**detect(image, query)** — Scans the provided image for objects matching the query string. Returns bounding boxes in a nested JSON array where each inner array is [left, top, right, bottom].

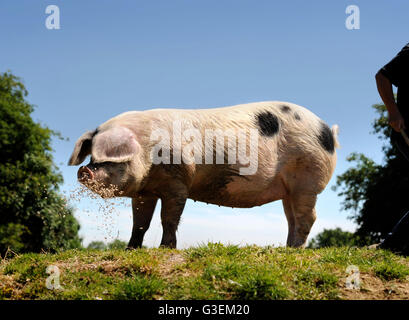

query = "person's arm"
[[375, 71, 405, 132]]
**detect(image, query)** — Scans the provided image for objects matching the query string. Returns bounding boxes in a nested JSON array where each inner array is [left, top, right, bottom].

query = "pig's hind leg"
[[282, 198, 296, 246], [286, 192, 317, 248], [128, 195, 158, 249]]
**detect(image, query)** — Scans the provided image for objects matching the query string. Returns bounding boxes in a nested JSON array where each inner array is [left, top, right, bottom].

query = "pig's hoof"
[[159, 244, 176, 249]]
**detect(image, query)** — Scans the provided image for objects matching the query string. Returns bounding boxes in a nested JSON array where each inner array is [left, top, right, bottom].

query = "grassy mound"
[[1, 243, 409, 300]]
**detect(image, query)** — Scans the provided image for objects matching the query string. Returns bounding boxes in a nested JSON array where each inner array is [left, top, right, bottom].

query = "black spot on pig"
[[294, 113, 301, 121], [256, 111, 280, 136], [280, 105, 291, 113], [317, 122, 335, 153]]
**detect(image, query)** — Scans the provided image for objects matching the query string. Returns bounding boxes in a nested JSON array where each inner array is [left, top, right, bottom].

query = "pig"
[[68, 101, 339, 249]]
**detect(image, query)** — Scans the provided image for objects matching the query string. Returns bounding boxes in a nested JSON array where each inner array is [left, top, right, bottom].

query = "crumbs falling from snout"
[[65, 182, 130, 242], [317, 121, 335, 153], [256, 111, 280, 137]]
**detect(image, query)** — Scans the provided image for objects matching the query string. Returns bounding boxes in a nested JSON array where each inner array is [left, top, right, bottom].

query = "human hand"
[[389, 112, 406, 132]]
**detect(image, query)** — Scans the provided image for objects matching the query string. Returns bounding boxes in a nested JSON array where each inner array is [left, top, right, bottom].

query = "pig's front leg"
[[160, 190, 188, 249], [128, 195, 158, 249]]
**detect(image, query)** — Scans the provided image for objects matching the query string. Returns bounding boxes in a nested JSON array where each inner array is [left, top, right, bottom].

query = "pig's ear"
[[92, 127, 139, 163], [68, 131, 94, 166]]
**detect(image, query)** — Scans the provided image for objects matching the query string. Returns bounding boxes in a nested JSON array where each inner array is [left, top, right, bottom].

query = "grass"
[[1, 243, 409, 300]]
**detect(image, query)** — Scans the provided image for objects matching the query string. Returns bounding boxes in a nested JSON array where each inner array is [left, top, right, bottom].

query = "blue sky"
[[1, 1, 408, 247]]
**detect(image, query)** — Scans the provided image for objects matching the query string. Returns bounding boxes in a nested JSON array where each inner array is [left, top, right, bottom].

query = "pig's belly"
[[188, 175, 286, 208]]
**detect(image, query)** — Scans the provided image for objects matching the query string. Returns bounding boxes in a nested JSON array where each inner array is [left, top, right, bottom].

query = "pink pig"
[[69, 101, 339, 249]]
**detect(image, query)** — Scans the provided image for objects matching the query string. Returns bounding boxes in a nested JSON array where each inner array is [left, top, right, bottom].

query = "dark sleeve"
[[378, 44, 409, 87]]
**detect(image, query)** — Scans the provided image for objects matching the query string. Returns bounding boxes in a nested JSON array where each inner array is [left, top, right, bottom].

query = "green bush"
[[0, 72, 81, 254]]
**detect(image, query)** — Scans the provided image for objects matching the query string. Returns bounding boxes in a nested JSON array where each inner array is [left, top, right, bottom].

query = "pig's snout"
[[78, 166, 94, 182]]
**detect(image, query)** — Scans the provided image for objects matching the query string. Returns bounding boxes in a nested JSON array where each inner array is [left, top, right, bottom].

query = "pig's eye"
[[93, 161, 116, 168]]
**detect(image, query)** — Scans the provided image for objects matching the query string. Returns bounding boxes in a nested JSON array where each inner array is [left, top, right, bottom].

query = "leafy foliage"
[[107, 239, 127, 250], [87, 240, 127, 250], [0, 72, 81, 254], [334, 103, 409, 243], [307, 228, 361, 248], [87, 241, 107, 250]]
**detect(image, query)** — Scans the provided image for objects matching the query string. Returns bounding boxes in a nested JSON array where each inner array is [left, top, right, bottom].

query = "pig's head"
[[68, 126, 145, 198]]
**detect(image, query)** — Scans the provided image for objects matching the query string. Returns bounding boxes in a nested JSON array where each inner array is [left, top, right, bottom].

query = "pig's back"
[[142, 101, 323, 136]]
